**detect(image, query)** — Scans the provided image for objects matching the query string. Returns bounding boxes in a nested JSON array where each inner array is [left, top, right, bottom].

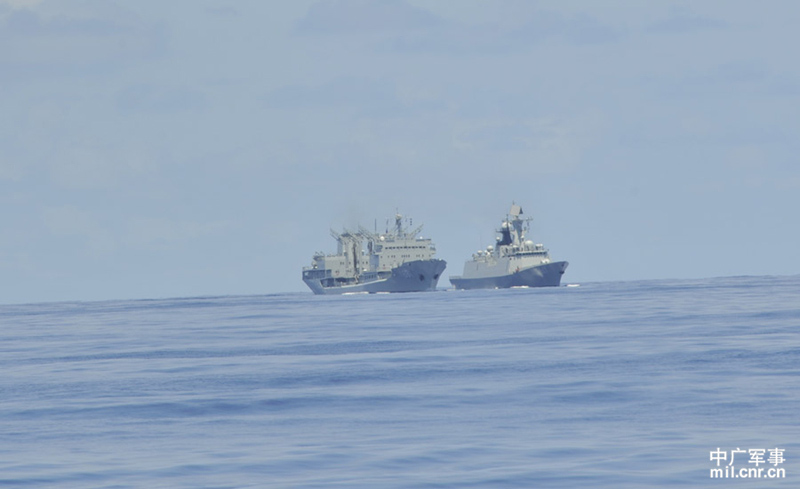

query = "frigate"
[[449, 204, 568, 290], [302, 214, 447, 295]]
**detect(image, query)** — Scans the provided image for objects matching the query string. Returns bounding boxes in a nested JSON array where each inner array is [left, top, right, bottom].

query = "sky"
[[2, 0, 799, 304]]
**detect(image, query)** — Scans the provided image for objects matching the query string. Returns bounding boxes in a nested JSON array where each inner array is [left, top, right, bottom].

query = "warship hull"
[[450, 261, 568, 290], [303, 259, 447, 295]]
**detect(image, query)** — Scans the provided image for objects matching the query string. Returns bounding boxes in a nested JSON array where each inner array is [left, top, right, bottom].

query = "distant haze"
[[2, 0, 799, 303]]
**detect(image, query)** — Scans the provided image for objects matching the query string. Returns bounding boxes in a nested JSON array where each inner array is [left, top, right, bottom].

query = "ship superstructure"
[[449, 204, 568, 290], [302, 214, 446, 294]]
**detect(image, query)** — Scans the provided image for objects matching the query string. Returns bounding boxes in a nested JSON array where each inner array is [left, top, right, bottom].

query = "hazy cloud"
[[125, 217, 230, 251], [206, 5, 239, 18], [47, 143, 156, 190], [263, 77, 446, 117], [295, 0, 443, 35], [41, 205, 116, 256], [0, 3, 166, 81], [295, 0, 620, 53], [0, 158, 24, 181], [265, 78, 397, 110], [116, 84, 208, 115], [510, 11, 621, 46], [39, 205, 230, 259], [648, 60, 772, 102], [0, 0, 42, 9], [452, 115, 600, 176], [649, 7, 726, 34]]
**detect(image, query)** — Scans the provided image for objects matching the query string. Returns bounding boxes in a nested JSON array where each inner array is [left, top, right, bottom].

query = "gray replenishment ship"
[[302, 214, 447, 295], [449, 204, 568, 290]]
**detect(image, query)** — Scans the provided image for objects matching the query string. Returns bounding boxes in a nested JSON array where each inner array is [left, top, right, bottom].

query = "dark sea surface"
[[2, 275, 799, 488]]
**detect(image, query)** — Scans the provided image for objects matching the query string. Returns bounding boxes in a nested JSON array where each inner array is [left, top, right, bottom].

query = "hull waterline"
[[305, 259, 446, 295], [450, 260, 567, 290]]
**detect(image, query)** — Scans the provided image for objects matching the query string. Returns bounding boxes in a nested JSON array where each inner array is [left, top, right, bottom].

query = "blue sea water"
[[1, 275, 799, 488]]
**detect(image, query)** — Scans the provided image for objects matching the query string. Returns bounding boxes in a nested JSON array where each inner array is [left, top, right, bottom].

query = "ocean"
[[1, 275, 798, 488]]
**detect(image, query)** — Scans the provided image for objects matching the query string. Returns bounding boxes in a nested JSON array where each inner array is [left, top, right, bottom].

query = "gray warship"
[[449, 204, 568, 290], [302, 214, 447, 295]]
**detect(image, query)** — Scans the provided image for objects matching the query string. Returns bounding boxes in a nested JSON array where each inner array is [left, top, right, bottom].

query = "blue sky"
[[2, 0, 799, 303]]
